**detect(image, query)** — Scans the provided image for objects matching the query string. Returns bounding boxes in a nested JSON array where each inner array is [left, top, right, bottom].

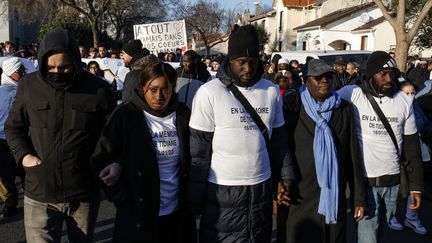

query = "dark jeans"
[[24, 196, 100, 243], [0, 139, 18, 208]]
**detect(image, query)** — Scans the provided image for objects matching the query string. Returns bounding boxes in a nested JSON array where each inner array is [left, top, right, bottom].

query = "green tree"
[[253, 22, 270, 51], [373, 0, 432, 70], [38, 14, 93, 45]]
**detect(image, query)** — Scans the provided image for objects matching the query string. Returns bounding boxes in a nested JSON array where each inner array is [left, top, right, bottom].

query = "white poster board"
[[133, 20, 187, 54]]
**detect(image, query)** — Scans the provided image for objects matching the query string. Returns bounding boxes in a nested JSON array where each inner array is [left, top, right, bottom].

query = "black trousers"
[[0, 139, 18, 208], [157, 211, 181, 243]]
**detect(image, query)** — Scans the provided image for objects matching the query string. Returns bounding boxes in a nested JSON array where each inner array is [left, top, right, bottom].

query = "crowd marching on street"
[[1, 24, 432, 243]]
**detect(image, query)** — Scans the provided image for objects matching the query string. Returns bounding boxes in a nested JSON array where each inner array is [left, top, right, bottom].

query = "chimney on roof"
[[254, 2, 260, 16]]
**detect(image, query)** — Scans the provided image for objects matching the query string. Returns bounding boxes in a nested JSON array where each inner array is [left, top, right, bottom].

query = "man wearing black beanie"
[[187, 24, 292, 243], [338, 51, 423, 243], [120, 39, 150, 102]]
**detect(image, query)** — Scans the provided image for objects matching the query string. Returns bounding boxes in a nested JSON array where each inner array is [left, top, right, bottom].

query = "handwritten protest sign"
[[133, 20, 187, 54]]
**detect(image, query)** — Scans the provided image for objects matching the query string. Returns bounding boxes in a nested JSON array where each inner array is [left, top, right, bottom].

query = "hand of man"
[[353, 206, 366, 222], [276, 181, 291, 206], [409, 192, 422, 210], [99, 163, 122, 186], [22, 154, 42, 167]]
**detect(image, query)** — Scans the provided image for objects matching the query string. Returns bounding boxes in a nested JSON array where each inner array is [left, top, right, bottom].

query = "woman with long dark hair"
[[91, 61, 196, 243]]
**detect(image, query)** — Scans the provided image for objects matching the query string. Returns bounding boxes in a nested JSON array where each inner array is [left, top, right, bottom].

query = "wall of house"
[[321, 0, 367, 15], [296, 29, 322, 50], [257, 16, 278, 53], [373, 21, 396, 51], [328, 7, 381, 31], [274, 0, 320, 52]]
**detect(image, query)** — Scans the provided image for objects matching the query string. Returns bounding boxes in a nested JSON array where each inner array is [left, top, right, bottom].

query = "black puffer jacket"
[[5, 28, 116, 203]]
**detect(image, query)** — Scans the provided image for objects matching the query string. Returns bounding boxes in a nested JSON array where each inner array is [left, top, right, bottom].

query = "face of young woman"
[[142, 76, 173, 111]]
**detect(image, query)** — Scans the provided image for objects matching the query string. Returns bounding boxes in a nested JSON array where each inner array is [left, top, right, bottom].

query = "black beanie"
[[123, 40, 143, 57], [228, 25, 260, 60], [365, 51, 398, 78]]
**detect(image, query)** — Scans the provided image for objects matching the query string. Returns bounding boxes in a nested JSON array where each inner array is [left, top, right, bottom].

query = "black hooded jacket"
[[5, 28, 116, 203]]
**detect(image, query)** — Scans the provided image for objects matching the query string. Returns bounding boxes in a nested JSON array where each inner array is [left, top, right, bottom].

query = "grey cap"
[[307, 59, 334, 77]]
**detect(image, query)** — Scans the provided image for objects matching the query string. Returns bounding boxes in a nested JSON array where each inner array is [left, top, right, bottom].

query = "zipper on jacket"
[[59, 90, 66, 202], [247, 185, 252, 242]]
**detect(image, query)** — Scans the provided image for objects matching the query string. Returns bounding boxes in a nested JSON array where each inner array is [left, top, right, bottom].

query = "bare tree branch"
[[372, 0, 396, 29], [407, 0, 432, 41]]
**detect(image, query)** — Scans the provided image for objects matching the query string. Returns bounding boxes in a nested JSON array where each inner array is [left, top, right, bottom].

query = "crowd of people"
[[0, 24, 431, 243]]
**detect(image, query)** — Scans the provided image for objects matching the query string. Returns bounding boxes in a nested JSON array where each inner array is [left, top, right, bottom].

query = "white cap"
[[278, 58, 289, 65], [2, 57, 22, 76]]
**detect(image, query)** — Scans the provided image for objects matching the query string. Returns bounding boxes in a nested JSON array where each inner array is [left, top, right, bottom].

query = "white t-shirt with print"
[[338, 85, 417, 178], [144, 111, 180, 216], [189, 78, 285, 186]]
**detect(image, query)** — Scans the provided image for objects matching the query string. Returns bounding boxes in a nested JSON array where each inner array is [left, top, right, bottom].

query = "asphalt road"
[[1, 190, 432, 243]]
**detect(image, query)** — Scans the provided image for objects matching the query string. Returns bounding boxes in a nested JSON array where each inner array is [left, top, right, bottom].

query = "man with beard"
[[277, 59, 366, 243], [338, 51, 423, 243], [175, 50, 210, 109], [186, 24, 291, 242], [121, 39, 150, 102]]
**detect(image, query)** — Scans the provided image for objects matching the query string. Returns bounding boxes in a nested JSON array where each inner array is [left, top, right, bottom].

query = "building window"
[[279, 11, 283, 32], [302, 41, 307, 50], [278, 41, 283, 52], [361, 36, 368, 50]]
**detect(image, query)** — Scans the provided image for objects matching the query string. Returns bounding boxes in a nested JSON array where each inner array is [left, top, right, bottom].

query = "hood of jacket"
[[216, 56, 264, 87], [37, 28, 82, 82]]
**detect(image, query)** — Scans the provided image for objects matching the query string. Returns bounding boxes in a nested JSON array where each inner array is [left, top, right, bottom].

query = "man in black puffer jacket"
[[5, 28, 115, 243], [187, 24, 294, 243]]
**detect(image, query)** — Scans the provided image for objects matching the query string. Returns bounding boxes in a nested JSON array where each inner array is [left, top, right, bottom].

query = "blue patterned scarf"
[[300, 85, 341, 224]]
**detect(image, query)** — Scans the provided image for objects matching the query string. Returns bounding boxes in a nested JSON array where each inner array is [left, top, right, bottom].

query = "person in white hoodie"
[[0, 57, 25, 218]]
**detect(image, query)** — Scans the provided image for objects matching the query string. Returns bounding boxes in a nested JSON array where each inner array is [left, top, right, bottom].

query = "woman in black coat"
[[91, 61, 196, 243]]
